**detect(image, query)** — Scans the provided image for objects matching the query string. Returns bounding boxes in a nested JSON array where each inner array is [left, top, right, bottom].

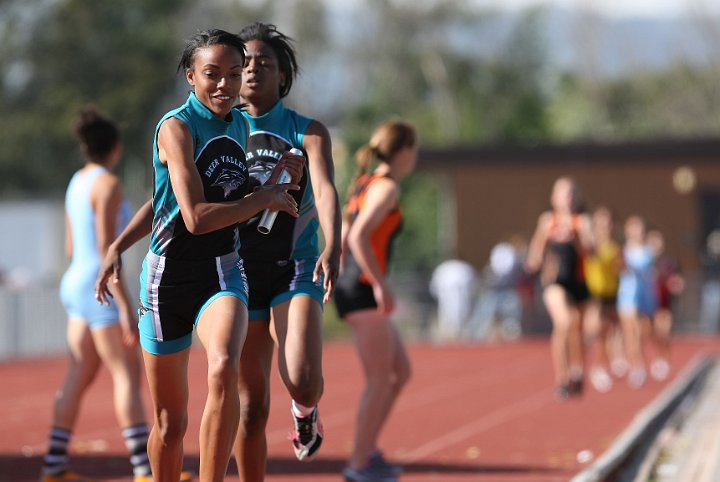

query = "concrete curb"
[[571, 354, 716, 482]]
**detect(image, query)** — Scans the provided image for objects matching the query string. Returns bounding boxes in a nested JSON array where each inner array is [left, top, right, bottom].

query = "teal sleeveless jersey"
[[238, 101, 318, 261], [150, 92, 250, 260]]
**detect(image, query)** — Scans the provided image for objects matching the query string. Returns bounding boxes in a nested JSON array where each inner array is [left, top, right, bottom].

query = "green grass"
[[322, 300, 352, 340]]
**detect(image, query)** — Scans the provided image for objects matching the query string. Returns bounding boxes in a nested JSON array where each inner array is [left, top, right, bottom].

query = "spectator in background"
[[429, 257, 479, 341], [647, 228, 684, 381], [526, 176, 594, 401], [469, 238, 525, 342], [700, 230, 720, 333]]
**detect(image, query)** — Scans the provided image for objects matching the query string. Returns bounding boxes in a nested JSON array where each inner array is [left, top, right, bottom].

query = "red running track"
[[2, 335, 720, 482]]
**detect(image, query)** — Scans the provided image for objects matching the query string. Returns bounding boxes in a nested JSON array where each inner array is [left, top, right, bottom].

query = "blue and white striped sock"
[[123, 424, 151, 476], [42, 427, 72, 476]]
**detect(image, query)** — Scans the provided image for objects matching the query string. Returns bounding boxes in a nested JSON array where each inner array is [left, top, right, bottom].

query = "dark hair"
[[177, 29, 246, 73], [238, 22, 298, 98], [74, 105, 119, 163]]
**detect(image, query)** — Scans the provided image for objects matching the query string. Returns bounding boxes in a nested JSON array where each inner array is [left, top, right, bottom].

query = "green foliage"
[[547, 73, 607, 140], [322, 300, 351, 340], [335, 5, 555, 270], [392, 172, 442, 271], [547, 64, 720, 142], [0, 0, 190, 195]]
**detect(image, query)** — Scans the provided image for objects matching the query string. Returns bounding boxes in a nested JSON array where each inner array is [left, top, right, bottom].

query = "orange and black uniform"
[[335, 174, 402, 317], [542, 213, 590, 303]]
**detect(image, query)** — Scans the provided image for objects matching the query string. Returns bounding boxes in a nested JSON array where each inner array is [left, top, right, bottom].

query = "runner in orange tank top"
[[343, 173, 403, 287], [526, 176, 594, 401], [334, 121, 417, 482]]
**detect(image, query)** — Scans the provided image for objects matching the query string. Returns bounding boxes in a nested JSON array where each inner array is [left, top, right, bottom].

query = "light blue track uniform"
[[139, 92, 250, 355], [617, 245, 658, 316], [60, 166, 131, 329], [237, 101, 324, 321]]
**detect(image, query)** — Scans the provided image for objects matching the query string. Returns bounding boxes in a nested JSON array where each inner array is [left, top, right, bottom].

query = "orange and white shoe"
[[41, 471, 94, 482], [133, 471, 193, 482]]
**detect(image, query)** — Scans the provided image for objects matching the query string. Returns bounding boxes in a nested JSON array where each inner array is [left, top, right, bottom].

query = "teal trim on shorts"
[[194, 289, 249, 325], [140, 331, 193, 355], [138, 290, 247, 356], [271, 290, 323, 309], [249, 290, 324, 322]]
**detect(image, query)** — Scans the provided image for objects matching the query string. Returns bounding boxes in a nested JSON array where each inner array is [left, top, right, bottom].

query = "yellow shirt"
[[584, 240, 621, 299]]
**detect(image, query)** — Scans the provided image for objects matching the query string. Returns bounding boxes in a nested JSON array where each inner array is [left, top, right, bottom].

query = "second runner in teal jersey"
[[232, 23, 342, 481]]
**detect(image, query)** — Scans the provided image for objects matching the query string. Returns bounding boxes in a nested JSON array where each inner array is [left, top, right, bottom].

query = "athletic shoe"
[[368, 450, 403, 476], [628, 367, 647, 389], [343, 465, 397, 482], [611, 357, 629, 378], [650, 359, 670, 381], [133, 471, 194, 482], [568, 376, 584, 397], [590, 367, 613, 393], [41, 471, 94, 482], [554, 384, 570, 401], [290, 406, 324, 461]]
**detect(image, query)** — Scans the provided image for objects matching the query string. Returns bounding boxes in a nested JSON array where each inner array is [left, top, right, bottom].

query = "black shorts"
[[594, 295, 618, 307], [139, 250, 248, 355], [244, 257, 324, 321], [334, 278, 376, 318], [557, 279, 590, 304]]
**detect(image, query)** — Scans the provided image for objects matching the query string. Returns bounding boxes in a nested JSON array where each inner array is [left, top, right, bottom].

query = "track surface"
[[3, 336, 720, 482]]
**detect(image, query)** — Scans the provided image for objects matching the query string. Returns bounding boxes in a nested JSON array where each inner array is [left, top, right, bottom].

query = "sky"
[[472, 0, 718, 19], [328, 0, 720, 20]]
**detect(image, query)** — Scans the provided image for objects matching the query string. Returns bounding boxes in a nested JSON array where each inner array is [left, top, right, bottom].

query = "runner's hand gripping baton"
[[257, 148, 303, 234]]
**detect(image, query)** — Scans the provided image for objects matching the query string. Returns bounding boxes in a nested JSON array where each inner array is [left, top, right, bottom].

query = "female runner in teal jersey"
[[95, 29, 299, 482], [231, 23, 342, 481]]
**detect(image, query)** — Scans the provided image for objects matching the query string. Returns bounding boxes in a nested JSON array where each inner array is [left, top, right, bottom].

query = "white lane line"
[[265, 363, 547, 447], [400, 390, 552, 463]]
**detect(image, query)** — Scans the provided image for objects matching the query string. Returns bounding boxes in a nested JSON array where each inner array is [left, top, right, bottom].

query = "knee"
[[552, 319, 571, 336], [207, 354, 240, 395], [394, 362, 412, 392], [154, 408, 188, 446], [239, 394, 270, 435], [289, 375, 323, 407], [72, 361, 101, 391]]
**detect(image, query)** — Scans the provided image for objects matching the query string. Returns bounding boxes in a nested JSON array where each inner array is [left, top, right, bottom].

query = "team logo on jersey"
[[212, 168, 247, 198], [196, 136, 249, 202], [248, 159, 277, 186]]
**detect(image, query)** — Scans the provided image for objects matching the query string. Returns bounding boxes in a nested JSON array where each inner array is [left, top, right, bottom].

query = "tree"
[[0, 0, 191, 196]]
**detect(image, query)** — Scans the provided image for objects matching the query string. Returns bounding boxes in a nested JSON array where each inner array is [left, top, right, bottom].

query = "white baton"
[[257, 148, 303, 234]]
